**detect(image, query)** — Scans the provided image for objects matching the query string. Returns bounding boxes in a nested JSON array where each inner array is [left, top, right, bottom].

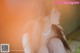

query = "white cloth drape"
[[22, 9, 67, 53]]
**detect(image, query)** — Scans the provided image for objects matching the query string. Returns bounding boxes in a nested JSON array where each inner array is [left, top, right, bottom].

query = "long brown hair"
[[51, 24, 71, 52]]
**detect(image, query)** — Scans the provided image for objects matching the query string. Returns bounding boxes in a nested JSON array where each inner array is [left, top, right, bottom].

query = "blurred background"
[[0, 0, 80, 53]]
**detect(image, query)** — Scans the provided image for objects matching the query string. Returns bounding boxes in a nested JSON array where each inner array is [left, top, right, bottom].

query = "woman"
[[22, 0, 71, 53], [44, 9, 71, 53]]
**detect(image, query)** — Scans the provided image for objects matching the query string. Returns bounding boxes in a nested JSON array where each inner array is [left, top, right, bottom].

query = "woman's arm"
[[47, 38, 67, 53]]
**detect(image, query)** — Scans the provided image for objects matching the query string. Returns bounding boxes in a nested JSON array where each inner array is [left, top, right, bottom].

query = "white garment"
[[47, 38, 68, 53], [22, 9, 67, 53], [22, 34, 67, 53], [22, 34, 31, 53]]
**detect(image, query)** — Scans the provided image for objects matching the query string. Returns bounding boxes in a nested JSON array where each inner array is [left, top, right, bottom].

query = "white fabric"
[[22, 34, 31, 53], [48, 38, 67, 53], [22, 9, 67, 53], [22, 34, 67, 53]]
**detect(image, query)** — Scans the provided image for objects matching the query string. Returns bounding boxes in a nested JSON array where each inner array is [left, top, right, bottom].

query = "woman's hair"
[[51, 25, 71, 52]]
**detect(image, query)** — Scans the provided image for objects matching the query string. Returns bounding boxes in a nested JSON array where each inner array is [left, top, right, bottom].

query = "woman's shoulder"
[[48, 38, 67, 53], [49, 38, 63, 45]]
